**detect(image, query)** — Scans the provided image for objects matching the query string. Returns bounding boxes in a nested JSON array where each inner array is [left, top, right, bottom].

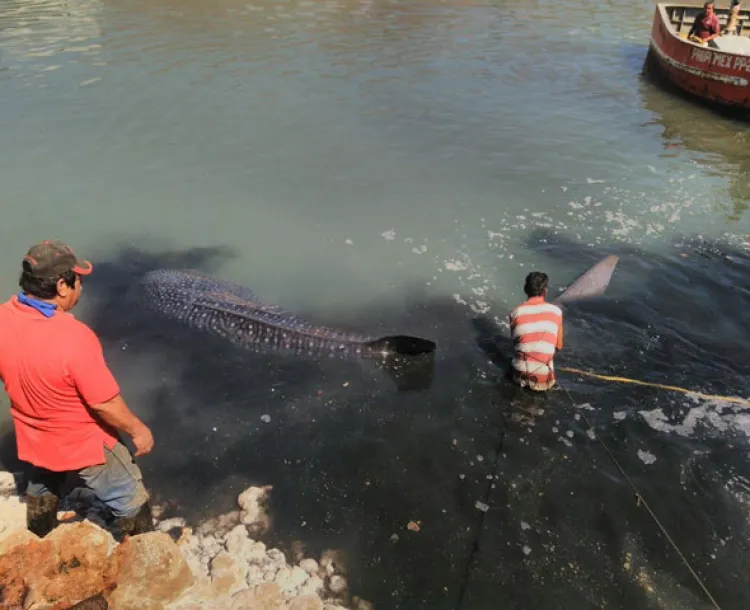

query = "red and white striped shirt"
[[508, 296, 563, 391]]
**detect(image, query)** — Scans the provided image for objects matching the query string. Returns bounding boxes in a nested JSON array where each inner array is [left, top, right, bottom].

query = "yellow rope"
[[558, 366, 750, 407]]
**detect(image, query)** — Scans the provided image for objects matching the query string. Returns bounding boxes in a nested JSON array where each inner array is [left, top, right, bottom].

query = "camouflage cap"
[[22, 240, 93, 278]]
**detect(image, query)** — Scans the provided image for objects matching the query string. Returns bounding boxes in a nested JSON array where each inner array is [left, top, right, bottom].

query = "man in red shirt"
[[0, 240, 155, 538], [688, 1, 721, 46]]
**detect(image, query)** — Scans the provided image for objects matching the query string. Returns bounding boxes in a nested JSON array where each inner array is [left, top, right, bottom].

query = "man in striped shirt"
[[508, 271, 563, 392]]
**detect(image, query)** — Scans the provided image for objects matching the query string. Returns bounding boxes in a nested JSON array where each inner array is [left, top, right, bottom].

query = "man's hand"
[[88, 394, 154, 457], [131, 423, 154, 456]]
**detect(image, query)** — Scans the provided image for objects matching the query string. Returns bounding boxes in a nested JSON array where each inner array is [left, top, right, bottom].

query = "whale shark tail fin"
[[377, 349, 436, 392], [363, 335, 437, 392], [553, 255, 619, 304], [364, 335, 436, 356]]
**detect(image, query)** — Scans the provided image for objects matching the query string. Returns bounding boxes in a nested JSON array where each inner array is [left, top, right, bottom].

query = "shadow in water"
[[2, 238, 750, 609], [1, 242, 484, 609]]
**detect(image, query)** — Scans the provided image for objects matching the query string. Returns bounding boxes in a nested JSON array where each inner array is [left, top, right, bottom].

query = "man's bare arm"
[[89, 394, 154, 456]]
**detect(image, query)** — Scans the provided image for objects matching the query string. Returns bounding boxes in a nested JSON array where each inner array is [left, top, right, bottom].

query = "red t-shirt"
[[695, 11, 720, 40], [0, 295, 120, 471]]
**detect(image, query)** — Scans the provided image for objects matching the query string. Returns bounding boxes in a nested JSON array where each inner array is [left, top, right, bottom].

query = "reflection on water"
[[640, 62, 750, 222]]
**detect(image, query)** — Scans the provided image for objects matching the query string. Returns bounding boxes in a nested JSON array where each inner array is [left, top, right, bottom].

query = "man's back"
[[0, 295, 120, 471], [509, 296, 563, 391]]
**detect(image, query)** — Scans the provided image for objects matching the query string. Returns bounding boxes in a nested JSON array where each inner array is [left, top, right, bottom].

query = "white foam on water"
[[371, 165, 737, 328], [639, 395, 750, 439], [637, 449, 656, 465], [443, 259, 469, 272]]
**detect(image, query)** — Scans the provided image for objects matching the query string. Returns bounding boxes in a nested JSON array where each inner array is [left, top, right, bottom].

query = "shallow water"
[[2, 0, 750, 608]]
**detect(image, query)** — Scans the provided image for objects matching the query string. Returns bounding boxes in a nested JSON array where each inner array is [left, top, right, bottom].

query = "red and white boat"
[[647, 2, 750, 110]]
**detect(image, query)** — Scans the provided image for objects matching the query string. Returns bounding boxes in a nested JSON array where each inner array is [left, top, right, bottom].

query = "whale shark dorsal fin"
[[553, 255, 619, 304]]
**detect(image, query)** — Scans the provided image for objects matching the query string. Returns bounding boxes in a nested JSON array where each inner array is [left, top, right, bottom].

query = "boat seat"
[[714, 33, 750, 53]]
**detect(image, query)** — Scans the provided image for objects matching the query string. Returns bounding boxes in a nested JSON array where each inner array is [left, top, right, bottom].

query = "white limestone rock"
[[299, 558, 320, 576], [290, 566, 310, 588], [267, 547, 288, 569], [299, 575, 325, 597], [0, 472, 25, 541], [210, 550, 249, 596], [237, 485, 272, 533], [328, 575, 347, 595], [158, 517, 188, 533]]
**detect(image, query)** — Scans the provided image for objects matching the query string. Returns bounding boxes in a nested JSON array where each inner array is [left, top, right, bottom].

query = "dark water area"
[[3, 236, 750, 609]]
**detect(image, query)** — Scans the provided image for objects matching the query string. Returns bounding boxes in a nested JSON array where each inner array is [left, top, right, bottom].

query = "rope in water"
[[455, 399, 508, 610], [557, 381, 723, 610], [559, 366, 750, 407]]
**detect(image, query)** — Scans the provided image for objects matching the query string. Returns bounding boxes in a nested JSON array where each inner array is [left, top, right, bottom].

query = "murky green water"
[[2, 0, 750, 608], [2, 0, 749, 312]]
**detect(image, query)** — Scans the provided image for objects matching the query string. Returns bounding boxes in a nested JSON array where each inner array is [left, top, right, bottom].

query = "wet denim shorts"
[[26, 441, 150, 518]]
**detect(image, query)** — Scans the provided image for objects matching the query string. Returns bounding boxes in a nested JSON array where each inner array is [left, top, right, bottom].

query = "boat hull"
[[648, 3, 750, 110]]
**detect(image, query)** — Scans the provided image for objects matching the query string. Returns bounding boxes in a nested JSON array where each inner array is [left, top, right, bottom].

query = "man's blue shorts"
[[26, 441, 149, 518]]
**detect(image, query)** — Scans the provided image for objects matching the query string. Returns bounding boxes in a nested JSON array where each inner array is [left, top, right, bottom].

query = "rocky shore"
[[0, 472, 372, 610]]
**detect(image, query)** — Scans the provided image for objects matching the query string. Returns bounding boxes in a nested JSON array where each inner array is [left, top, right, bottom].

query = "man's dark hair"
[[19, 268, 77, 299], [524, 271, 549, 298]]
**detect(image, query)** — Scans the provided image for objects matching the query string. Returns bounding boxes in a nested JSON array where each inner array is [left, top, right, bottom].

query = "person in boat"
[[0, 240, 155, 538], [688, 1, 721, 46], [507, 271, 563, 392], [723, 0, 741, 35]]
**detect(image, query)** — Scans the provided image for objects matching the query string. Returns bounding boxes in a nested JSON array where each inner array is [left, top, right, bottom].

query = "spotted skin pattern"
[[139, 269, 424, 359]]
